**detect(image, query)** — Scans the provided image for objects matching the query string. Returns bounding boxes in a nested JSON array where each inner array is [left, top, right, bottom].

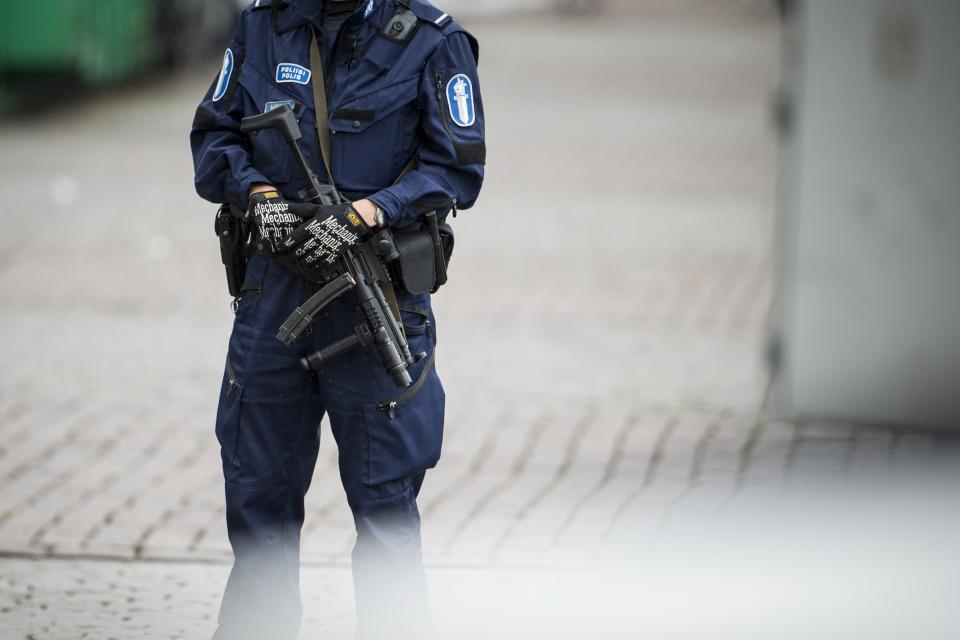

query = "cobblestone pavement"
[[1, 4, 958, 639]]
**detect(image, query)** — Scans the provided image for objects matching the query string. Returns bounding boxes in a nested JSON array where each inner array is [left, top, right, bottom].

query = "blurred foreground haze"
[[0, 1, 958, 638]]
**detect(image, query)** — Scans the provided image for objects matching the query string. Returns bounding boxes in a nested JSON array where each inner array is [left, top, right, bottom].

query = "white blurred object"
[[428, 474, 960, 639], [145, 234, 173, 262], [438, 0, 559, 15], [770, 0, 960, 430], [50, 175, 78, 206]]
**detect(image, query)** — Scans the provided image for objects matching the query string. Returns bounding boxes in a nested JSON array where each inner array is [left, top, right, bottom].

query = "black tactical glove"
[[247, 190, 310, 253], [276, 203, 372, 268]]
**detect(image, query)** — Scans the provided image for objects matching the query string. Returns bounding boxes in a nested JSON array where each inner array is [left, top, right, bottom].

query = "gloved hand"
[[276, 203, 372, 268], [246, 190, 309, 253]]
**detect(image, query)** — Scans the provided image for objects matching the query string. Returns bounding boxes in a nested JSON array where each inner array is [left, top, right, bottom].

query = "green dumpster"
[[0, 0, 160, 85]]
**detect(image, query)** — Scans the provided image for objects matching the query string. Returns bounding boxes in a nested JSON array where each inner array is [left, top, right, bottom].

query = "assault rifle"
[[240, 105, 422, 388]]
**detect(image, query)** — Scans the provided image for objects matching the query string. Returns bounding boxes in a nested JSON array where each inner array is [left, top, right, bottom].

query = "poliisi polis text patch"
[[276, 63, 311, 85]]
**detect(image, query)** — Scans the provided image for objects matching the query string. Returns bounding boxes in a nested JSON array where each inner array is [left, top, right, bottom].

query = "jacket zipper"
[[347, 36, 359, 73], [376, 349, 436, 419], [435, 72, 460, 217], [435, 72, 457, 139]]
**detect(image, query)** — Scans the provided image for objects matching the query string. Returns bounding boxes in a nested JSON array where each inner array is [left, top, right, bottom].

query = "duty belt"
[[291, 262, 344, 284]]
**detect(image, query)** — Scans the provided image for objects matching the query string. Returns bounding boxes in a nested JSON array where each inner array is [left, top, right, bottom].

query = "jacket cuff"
[[234, 170, 272, 210], [368, 190, 406, 228]]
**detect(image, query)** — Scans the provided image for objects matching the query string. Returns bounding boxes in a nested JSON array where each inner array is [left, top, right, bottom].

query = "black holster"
[[387, 211, 454, 295], [215, 204, 252, 298]]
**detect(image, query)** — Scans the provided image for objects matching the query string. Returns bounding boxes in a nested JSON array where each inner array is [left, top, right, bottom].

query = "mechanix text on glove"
[[248, 191, 304, 252], [278, 204, 371, 268]]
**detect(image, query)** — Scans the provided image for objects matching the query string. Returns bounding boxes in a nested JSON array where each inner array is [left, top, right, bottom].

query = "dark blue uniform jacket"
[[191, 0, 485, 229]]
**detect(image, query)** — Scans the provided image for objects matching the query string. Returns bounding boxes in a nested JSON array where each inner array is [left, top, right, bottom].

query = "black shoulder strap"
[[309, 31, 336, 189]]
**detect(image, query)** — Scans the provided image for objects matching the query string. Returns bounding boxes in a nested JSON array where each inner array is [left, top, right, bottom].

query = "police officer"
[[189, 0, 484, 638]]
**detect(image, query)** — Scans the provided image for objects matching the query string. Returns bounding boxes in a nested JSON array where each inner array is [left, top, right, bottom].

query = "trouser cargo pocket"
[[215, 357, 244, 468], [363, 351, 445, 486]]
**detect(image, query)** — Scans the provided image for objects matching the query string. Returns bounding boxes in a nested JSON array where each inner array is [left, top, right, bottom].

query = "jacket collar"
[[283, 0, 382, 26]]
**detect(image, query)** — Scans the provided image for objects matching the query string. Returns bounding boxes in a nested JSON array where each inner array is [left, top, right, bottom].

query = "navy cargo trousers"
[[211, 254, 444, 640]]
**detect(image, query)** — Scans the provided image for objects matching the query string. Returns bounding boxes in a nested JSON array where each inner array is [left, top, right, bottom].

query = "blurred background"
[[1, 0, 958, 638]]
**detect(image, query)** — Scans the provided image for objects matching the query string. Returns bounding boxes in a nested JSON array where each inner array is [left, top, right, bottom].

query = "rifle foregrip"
[[301, 333, 363, 370]]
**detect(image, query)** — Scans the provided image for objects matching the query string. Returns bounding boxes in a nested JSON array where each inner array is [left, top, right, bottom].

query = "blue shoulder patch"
[[212, 49, 234, 102], [276, 63, 311, 85], [363, 0, 376, 18], [446, 73, 476, 127]]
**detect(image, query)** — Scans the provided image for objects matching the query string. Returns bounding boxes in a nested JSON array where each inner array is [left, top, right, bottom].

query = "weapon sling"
[[309, 31, 405, 326]]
